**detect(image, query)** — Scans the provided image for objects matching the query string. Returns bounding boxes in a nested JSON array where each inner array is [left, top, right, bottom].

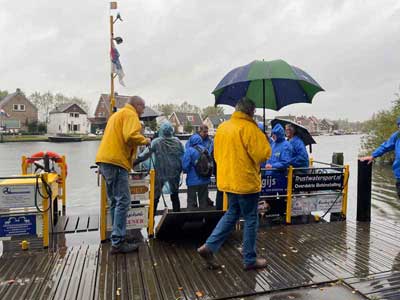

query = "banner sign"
[[261, 172, 287, 196], [0, 214, 37, 237], [0, 184, 37, 209], [108, 207, 148, 231], [129, 178, 149, 201], [292, 194, 342, 216], [293, 173, 344, 192]]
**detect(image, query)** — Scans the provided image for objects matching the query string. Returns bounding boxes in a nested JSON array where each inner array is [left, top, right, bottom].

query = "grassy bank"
[[0, 135, 103, 143]]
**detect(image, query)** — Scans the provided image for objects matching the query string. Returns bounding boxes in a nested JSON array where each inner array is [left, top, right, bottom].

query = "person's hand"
[[265, 164, 273, 169], [144, 138, 151, 145], [359, 156, 374, 164]]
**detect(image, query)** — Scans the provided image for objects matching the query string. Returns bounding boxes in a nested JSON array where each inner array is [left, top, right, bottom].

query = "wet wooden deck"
[[1, 220, 400, 299]]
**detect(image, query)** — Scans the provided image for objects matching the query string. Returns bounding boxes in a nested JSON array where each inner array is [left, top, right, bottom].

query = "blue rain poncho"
[[372, 118, 400, 179], [266, 124, 293, 170], [135, 122, 184, 193], [289, 135, 309, 168]]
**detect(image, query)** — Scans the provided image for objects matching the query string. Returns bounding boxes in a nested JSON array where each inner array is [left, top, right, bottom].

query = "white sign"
[[0, 184, 39, 209], [291, 194, 342, 216], [107, 206, 149, 231]]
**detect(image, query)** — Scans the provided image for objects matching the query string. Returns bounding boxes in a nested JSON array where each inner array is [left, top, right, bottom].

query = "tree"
[[0, 90, 8, 101], [202, 106, 224, 119], [184, 122, 193, 133], [152, 104, 175, 117], [144, 119, 158, 131]]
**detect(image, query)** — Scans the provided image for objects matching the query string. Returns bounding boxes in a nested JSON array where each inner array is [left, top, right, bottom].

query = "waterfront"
[[0, 134, 398, 221]]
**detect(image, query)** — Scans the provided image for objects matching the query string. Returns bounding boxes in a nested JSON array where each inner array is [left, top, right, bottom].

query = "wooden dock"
[[1, 219, 400, 299]]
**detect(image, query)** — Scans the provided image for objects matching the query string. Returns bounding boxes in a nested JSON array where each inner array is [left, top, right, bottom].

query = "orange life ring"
[[26, 151, 68, 177]]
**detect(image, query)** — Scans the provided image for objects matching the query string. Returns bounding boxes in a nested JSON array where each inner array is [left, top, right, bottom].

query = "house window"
[[187, 115, 194, 122], [13, 104, 25, 111], [74, 113, 79, 118], [69, 113, 74, 117]]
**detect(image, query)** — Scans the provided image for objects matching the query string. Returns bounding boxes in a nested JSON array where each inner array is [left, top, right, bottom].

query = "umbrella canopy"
[[213, 59, 324, 110], [140, 107, 161, 121], [271, 118, 316, 147]]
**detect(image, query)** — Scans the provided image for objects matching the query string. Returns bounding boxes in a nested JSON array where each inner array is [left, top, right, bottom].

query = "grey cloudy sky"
[[1, 0, 399, 121]]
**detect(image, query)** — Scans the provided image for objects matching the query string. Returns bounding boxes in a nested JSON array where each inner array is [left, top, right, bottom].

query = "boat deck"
[[1, 220, 400, 299]]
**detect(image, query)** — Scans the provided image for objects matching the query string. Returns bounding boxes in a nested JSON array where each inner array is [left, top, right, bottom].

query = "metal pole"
[[357, 159, 372, 222], [285, 166, 293, 224], [110, 15, 116, 116], [262, 79, 266, 132]]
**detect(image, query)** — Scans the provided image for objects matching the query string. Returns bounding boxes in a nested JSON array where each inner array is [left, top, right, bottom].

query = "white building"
[[48, 103, 90, 134]]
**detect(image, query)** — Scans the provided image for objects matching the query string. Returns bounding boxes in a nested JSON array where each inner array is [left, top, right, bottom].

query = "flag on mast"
[[110, 41, 125, 86]]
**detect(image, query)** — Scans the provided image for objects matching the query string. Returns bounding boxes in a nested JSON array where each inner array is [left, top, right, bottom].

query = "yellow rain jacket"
[[96, 104, 147, 171], [214, 111, 271, 194]]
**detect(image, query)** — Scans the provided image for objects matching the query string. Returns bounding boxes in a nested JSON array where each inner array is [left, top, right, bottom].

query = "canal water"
[[0, 135, 398, 221]]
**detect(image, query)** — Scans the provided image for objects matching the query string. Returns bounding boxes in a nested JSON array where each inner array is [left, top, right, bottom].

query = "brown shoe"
[[197, 244, 221, 269], [244, 258, 267, 270]]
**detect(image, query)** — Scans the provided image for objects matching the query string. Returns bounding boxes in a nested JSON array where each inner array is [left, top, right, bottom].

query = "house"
[[308, 116, 320, 133], [90, 93, 160, 133], [319, 119, 336, 134], [203, 115, 231, 135], [0, 88, 38, 132], [169, 112, 203, 134], [48, 103, 90, 134]]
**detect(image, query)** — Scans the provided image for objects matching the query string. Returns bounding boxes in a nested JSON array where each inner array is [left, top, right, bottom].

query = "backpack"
[[193, 146, 214, 177]]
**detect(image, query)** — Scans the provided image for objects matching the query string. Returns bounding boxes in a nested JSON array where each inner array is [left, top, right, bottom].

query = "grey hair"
[[199, 124, 208, 131], [285, 124, 296, 134], [235, 97, 256, 116], [127, 96, 145, 107]]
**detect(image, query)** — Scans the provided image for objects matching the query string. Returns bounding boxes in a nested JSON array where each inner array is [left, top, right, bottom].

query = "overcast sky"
[[1, 0, 399, 121]]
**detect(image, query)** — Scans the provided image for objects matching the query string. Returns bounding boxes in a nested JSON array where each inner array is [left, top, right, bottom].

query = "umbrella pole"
[[262, 79, 266, 132]]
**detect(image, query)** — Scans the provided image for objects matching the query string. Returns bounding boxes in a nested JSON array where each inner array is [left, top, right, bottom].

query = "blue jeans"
[[99, 163, 131, 247], [205, 193, 259, 266]]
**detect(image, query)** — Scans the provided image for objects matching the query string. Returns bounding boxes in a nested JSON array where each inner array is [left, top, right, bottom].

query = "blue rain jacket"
[[182, 134, 211, 186], [266, 124, 293, 170], [185, 133, 214, 153], [289, 135, 309, 168], [372, 129, 400, 179]]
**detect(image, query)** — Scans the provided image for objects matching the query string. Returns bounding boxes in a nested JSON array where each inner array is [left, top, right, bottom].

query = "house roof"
[[172, 112, 203, 126], [207, 115, 228, 126], [50, 103, 87, 114], [98, 93, 161, 120], [0, 89, 38, 111]]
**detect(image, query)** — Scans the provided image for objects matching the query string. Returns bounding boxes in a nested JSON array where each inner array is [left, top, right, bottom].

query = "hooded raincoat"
[[96, 104, 147, 171], [266, 124, 293, 170], [135, 122, 184, 193], [182, 134, 211, 186], [288, 135, 309, 168], [372, 118, 400, 179], [214, 111, 271, 194]]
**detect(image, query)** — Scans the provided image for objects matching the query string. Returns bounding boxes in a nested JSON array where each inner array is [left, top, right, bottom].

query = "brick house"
[[169, 112, 203, 134], [203, 115, 230, 135], [48, 103, 90, 134], [89, 93, 160, 133], [0, 88, 38, 132]]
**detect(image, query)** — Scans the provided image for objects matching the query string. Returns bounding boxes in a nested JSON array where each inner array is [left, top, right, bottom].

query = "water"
[[0, 135, 398, 221]]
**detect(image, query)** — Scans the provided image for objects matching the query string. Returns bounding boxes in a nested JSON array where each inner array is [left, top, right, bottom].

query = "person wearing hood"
[[134, 121, 184, 214], [264, 124, 293, 172], [361, 117, 400, 198], [185, 124, 214, 153], [285, 124, 309, 169], [182, 134, 211, 209]]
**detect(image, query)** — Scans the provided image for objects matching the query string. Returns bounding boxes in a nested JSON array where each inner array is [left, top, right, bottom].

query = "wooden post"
[[285, 166, 294, 224], [332, 152, 344, 166], [357, 159, 372, 222]]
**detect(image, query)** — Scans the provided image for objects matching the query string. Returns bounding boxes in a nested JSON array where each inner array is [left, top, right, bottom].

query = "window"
[[13, 104, 25, 111], [69, 113, 74, 117], [187, 115, 194, 122], [74, 113, 79, 118]]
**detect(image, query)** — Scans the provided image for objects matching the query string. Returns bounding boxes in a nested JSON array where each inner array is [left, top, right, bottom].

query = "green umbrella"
[[213, 59, 324, 130]]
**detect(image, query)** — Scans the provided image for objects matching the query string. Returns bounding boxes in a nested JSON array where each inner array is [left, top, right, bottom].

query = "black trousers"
[[396, 180, 400, 199], [187, 184, 209, 209]]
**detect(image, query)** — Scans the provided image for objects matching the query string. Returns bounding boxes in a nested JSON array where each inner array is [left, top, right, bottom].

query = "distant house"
[[308, 116, 320, 133], [203, 115, 230, 135], [0, 88, 38, 132], [90, 93, 160, 133], [275, 115, 296, 122], [48, 103, 90, 134], [295, 116, 313, 132], [169, 112, 203, 134], [319, 119, 335, 133]]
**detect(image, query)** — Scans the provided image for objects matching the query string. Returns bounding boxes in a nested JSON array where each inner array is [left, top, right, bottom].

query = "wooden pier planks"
[[53, 215, 99, 234], [1, 220, 400, 299]]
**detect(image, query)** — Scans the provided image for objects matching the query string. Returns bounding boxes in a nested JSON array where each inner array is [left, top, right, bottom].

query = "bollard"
[[332, 152, 344, 166], [357, 159, 372, 222]]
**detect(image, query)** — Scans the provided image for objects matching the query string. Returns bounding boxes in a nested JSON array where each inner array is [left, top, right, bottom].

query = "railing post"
[[286, 166, 293, 224], [100, 176, 107, 242], [357, 159, 372, 222], [222, 192, 228, 211], [21, 156, 27, 174], [341, 165, 349, 218], [332, 152, 344, 166], [41, 173, 49, 248], [148, 169, 155, 237]]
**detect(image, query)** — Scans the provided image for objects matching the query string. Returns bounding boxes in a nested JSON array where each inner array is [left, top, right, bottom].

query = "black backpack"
[[194, 146, 214, 177]]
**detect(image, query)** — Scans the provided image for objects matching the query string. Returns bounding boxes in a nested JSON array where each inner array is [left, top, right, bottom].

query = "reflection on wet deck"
[[1, 220, 400, 299]]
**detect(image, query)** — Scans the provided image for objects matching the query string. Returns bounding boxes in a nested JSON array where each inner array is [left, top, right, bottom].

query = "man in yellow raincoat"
[[96, 96, 150, 254], [198, 97, 271, 270]]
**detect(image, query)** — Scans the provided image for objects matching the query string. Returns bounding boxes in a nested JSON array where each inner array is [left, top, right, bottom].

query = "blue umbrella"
[[212, 59, 324, 130]]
